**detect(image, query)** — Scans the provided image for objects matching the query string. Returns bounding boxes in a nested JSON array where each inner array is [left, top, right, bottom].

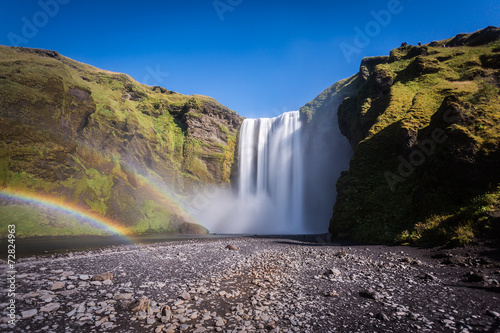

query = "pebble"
[[5, 237, 499, 332]]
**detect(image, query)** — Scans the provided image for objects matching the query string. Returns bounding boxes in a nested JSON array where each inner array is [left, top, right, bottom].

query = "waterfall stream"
[[237, 111, 304, 233]]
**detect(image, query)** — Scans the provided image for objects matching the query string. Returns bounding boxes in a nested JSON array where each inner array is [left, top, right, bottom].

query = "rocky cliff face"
[[305, 26, 500, 246], [0, 46, 243, 237]]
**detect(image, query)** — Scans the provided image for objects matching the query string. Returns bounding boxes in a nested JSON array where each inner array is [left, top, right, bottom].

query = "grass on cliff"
[[330, 40, 500, 246], [0, 46, 239, 236], [0, 204, 110, 237]]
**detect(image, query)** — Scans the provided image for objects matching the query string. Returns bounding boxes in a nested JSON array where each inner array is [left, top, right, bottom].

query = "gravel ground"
[[1, 235, 500, 332]]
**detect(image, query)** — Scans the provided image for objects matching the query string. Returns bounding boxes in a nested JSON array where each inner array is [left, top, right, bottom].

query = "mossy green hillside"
[[305, 27, 500, 246], [0, 46, 242, 237]]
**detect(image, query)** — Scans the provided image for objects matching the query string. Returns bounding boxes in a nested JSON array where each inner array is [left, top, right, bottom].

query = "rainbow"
[[0, 188, 134, 241]]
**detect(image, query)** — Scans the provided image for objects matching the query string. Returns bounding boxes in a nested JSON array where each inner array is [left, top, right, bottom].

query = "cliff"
[[303, 26, 500, 246], [0, 46, 243, 237]]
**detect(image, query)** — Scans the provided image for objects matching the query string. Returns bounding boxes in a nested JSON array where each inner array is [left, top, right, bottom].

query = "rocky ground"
[[1, 235, 500, 332]]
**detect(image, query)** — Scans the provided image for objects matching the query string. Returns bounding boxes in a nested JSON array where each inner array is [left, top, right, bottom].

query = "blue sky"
[[1, 0, 499, 118]]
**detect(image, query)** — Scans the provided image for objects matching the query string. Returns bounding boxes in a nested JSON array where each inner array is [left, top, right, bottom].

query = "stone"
[[466, 271, 486, 282], [376, 313, 390, 321], [324, 291, 339, 297], [51, 281, 66, 290], [266, 321, 277, 329], [79, 275, 90, 281], [129, 296, 150, 312], [418, 273, 436, 281], [359, 289, 382, 300], [77, 303, 86, 313], [22, 309, 37, 319], [487, 310, 500, 318], [324, 268, 341, 277], [214, 317, 225, 327], [40, 303, 60, 312], [95, 317, 108, 327], [226, 244, 238, 251], [114, 293, 133, 300], [92, 272, 113, 281], [180, 291, 191, 300]]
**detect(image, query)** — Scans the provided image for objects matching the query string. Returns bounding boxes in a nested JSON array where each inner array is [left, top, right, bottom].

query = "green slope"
[[0, 46, 242, 237], [303, 26, 500, 246]]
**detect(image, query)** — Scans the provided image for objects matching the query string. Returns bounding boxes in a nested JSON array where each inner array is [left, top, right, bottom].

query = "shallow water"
[[1, 233, 240, 258]]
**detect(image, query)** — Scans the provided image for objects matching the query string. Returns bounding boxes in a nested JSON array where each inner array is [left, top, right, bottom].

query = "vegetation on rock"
[[303, 26, 500, 246], [0, 46, 242, 237]]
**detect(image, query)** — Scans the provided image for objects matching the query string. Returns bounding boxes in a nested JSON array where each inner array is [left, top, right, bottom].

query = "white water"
[[191, 107, 352, 235], [237, 111, 304, 233]]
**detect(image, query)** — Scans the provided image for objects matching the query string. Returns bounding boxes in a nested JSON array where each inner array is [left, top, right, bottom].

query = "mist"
[[191, 107, 352, 235]]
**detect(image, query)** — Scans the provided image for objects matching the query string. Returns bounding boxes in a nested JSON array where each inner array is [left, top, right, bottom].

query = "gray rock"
[[359, 289, 382, 300], [92, 272, 113, 281], [324, 291, 339, 297], [376, 313, 390, 321], [21, 309, 37, 319], [50, 281, 66, 290], [487, 310, 500, 318], [180, 291, 191, 300], [114, 293, 133, 300], [324, 268, 341, 277], [40, 303, 60, 312], [214, 316, 225, 326], [129, 296, 150, 312]]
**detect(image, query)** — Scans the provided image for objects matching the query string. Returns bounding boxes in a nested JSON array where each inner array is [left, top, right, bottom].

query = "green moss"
[[326, 31, 500, 246], [0, 45, 241, 238], [133, 200, 172, 233], [0, 204, 110, 237]]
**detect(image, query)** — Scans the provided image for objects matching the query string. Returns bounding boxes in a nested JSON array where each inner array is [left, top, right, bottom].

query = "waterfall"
[[192, 107, 351, 235], [237, 111, 304, 234]]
